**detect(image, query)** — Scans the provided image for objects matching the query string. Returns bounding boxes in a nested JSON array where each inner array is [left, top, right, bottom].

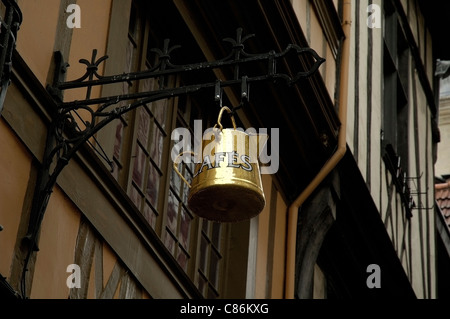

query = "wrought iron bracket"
[[0, 0, 22, 114], [383, 143, 415, 218], [20, 28, 325, 298]]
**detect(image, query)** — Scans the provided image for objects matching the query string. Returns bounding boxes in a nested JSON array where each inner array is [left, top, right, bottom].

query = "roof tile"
[[435, 183, 450, 231]]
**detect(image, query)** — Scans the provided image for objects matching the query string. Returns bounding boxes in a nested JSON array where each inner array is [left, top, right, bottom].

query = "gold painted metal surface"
[[175, 107, 267, 222], [189, 128, 265, 222]]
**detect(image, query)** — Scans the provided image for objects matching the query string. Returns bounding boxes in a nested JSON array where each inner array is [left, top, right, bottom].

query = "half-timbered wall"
[[341, 0, 435, 298], [291, 0, 436, 299]]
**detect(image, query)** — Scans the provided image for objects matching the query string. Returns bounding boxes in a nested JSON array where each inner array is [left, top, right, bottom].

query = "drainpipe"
[[284, 0, 351, 299]]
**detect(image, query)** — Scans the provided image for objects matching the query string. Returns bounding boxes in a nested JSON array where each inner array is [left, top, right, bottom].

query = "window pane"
[[177, 246, 189, 272], [163, 230, 176, 255], [132, 145, 146, 188], [170, 165, 181, 195], [181, 165, 192, 204], [199, 235, 208, 274], [211, 223, 221, 248], [150, 123, 164, 167], [202, 220, 209, 234], [186, 159, 195, 177], [112, 158, 120, 180], [166, 190, 179, 234], [209, 249, 221, 288], [125, 39, 135, 73], [113, 120, 124, 160], [143, 202, 157, 229], [179, 208, 191, 249], [137, 108, 150, 147], [181, 182, 189, 205], [129, 185, 142, 209], [151, 99, 168, 130], [197, 272, 207, 295], [146, 163, 160, 208]]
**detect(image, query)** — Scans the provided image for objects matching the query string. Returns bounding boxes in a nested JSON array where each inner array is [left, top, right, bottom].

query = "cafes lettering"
[[193, 151, 252, 178]]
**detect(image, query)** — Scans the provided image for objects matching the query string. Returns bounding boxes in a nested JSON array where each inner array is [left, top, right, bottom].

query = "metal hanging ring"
[[213, 106, 237, 131]]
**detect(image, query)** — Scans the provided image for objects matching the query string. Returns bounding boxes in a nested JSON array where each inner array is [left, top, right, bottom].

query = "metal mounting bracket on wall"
[[0, 0, 22, 299], [20, 27, 325, 298], [406, 173, 434, 211], [0, 0, 22, 114]]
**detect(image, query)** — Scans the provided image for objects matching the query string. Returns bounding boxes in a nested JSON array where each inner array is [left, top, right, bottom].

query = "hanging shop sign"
[[174, 107, 268, 222]]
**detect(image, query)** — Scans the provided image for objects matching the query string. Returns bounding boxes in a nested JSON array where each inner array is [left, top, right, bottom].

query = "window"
[[382, 0, 409, 169], [197, 221, 223, 298], [108, 1, 227, 298], [381, 0, 414, 217]]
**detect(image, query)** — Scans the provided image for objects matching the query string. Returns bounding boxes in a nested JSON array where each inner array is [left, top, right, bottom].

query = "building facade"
[[434, 53, 450, 300], [0, 0, 447, 299]]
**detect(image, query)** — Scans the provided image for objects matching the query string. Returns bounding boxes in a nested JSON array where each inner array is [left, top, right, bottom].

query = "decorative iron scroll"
[[20, 27, 325, 298]]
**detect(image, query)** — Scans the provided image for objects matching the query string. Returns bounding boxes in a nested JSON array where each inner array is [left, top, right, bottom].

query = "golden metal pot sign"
[[174, 106, 268, 222]]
